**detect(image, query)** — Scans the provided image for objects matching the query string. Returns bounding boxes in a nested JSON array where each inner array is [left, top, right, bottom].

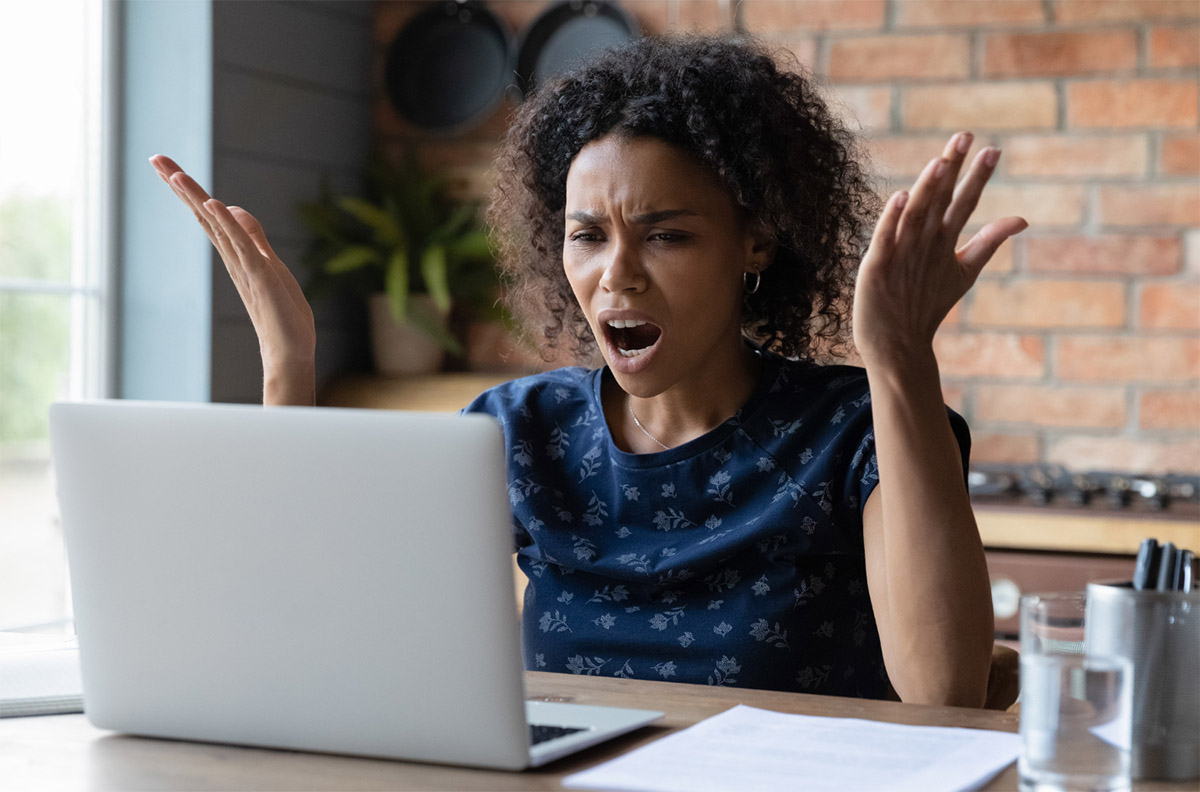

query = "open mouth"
[[606, 319, 662, 358]]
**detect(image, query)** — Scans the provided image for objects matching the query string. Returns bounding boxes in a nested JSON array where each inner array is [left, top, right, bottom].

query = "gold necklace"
[[628, 401, 670, 451]]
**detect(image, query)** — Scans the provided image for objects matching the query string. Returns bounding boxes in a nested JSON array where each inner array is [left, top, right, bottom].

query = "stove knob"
[[1106, 476, 1132, 509]]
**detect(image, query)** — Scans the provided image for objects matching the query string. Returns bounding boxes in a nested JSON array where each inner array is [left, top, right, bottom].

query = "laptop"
[[49, 400, 662, 770]]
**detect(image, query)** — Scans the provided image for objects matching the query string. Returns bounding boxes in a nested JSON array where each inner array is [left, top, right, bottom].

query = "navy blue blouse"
[[463, 349, 970, 698]]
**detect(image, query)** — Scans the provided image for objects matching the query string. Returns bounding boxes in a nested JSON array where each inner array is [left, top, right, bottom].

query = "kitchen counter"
[[320, 373, 1200, 557]]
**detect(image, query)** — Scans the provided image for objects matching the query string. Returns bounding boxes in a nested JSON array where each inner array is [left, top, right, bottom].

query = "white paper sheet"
[[563, 704, 1020, 792], [0, 633, 83, 717]]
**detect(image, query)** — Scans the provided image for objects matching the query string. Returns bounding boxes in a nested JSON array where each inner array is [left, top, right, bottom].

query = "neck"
[[622, 340, 761, 451]]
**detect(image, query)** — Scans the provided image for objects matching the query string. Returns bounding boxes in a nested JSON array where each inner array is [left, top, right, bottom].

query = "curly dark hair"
[[488, 33, 880, 363]]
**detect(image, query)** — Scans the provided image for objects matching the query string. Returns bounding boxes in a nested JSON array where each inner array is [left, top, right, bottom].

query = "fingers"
[[893, 133, 1005, 257], [865, 189, 909, 267], [892, 155, 945, 259], [957, 216, 1029, 280], [148, 154, 184, 182], [205, 199, 267, 276], [943, 147, 1003, 235], [227, 206, 311, 315], [923, 132, 973, 237]]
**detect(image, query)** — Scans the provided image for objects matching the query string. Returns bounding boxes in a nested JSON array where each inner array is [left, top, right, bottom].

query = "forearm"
[[865, 350, 993, 707]]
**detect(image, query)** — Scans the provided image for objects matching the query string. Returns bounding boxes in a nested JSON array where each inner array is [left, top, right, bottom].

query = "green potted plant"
[[299, 152, 503, 374]]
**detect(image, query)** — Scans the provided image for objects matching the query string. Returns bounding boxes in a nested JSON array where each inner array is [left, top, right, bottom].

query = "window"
[[0, 0, 111, 631]]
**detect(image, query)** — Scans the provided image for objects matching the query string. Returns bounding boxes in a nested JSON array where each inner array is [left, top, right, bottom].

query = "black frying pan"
[[514, 1, 640, 99], [384, 1, 514, 132]]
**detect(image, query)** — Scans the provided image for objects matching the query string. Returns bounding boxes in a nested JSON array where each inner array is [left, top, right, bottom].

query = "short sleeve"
[[459, 385, 533, 553], [844, 405, 973, 518]]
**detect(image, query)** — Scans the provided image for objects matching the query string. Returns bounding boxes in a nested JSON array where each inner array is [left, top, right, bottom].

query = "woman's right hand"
[[149, 155, 317, 406]]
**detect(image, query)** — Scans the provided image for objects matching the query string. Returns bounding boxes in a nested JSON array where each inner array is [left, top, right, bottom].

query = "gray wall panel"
[[213, 69, 370, 170], [214, 1, 370, 96], [208, 0, 372, 403], [211, 154, 362, 246]]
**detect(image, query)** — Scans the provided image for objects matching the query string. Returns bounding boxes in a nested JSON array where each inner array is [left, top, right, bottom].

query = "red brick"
[[774, 35, 819, 71], [1139, 282, 1200, 329], [620, 1, 671, 34], [976, 385, 1127, 428], [829, 34, 970, 82], [868, 135, 957, 179], [1068, 79, 1199, 129], [970, 432, 1042, 465], [1057, 336, 1200, 382], [742, 0, 887, 31], [1055, 0, 1200, 25], [941, 382, 966, 412], [1047, 436, 1200, 475], [1026, 236, 1182, 275], [1140, 389, 1200, 429], [1100, 185, 1200, 227], [970, 280, 1126, 327], [904, 83, 1058, 131], [629, 0, 735, 33], [508, 0, 561, 29], [828, 86, 893, 132], [1161, 133, 1200, 176], [1150, 25, 1200, 67], [677, 0, 732, 31], [933, 332, 1047, 378], [895, 0, 1046, 27], [970, 185, 1088, 230], [1004, 135, 1148, 179], [984, 31, 1138, 77]]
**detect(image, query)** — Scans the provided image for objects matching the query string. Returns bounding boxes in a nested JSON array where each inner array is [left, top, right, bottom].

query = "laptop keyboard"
[[530, 723, 587, 745]]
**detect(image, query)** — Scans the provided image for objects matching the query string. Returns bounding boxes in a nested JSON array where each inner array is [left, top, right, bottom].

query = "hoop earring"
[[744, 269, 761, 295]]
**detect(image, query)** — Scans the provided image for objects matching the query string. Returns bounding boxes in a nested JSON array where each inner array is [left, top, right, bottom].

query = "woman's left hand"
[[852, 132, 1027, 371]]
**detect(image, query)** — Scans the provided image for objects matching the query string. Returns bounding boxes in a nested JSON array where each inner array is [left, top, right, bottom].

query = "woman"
[[151, 35, 1025, 707]]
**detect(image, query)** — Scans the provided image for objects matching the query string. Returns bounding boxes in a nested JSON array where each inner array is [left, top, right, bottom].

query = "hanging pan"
[[384, 1, 514, 133], [514, 0, 640, 99]]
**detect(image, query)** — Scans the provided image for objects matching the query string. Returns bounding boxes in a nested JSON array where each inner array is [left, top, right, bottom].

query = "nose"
[[598, 237, 647, 294]]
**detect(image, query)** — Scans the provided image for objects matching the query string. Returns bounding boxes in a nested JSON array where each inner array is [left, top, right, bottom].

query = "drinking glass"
[[1018, 592, 1133, 792]]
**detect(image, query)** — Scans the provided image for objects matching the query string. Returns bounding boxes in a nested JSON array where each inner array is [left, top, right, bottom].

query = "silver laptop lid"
[[50, 400, 531, 769]]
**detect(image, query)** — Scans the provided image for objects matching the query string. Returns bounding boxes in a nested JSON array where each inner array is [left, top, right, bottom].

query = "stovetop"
[[968, 465, 1200, 519]]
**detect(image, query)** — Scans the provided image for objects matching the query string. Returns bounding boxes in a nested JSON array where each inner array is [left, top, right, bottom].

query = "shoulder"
[[462, 367, 598, 423], [763, 357, 873, 422]]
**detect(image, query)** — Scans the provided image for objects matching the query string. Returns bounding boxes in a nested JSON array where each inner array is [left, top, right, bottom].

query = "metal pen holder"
[[1085, 580, 1199, 781]]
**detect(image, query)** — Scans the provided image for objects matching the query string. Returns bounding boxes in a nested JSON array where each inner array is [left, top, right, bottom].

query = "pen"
[[1133, 538, 1158, 591], [1156, 542, 1177, 593], [1181, 550, 1193, 593]]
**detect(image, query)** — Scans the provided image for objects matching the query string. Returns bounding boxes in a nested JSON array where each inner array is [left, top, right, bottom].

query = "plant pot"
[[368, 293, 445, 375]]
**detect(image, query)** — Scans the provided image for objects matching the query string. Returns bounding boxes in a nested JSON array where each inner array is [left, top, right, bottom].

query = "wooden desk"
[[2, 672, 1193, 791]]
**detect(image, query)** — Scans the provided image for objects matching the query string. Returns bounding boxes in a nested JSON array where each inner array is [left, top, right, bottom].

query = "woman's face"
[[562, 135, 770, 398]]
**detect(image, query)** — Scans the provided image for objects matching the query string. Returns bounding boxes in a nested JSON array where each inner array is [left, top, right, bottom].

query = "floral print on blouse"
[[463, 348, 970, 699]]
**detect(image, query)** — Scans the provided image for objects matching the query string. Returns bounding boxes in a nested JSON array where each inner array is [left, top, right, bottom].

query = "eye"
[[649, 231, 689, 243], [569, 230, 604, 243]]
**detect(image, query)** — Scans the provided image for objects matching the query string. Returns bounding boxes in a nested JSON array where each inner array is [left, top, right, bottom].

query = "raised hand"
[[149, 155, 317, 406], [852, 132, 1028, 371]]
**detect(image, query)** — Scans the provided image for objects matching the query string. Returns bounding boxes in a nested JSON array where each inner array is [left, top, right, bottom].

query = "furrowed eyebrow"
[[631, 209, 697, 224], [566, 210, 605, 225], [565, 209, 698, 225]]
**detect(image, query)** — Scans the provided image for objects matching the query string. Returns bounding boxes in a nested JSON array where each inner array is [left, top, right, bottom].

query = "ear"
[[743, 221, 777, 274]]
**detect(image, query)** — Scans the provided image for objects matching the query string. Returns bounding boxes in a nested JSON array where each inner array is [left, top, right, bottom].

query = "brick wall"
[[373, 0, 1200, 474]]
